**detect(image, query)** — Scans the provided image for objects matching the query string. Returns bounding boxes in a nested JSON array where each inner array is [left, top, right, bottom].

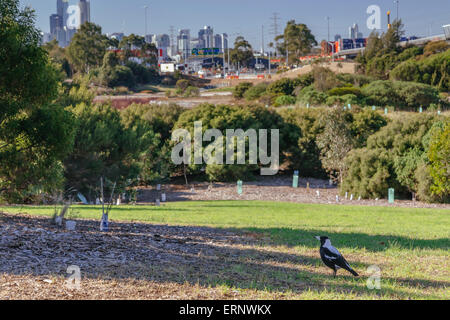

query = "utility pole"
[[144, 5, 148, 39], [326, 16, 330, 42], [394, 0, 399, 21], [270, 13, 280, 56], [261, 25, 265, 55], [169, 25, 175, 56]]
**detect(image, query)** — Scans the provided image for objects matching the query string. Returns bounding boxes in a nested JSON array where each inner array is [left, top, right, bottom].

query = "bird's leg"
[[333, 269, 337, 277]]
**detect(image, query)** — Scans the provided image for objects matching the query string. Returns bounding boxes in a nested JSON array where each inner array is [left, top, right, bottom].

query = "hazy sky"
[[20, 0, 450, 48]]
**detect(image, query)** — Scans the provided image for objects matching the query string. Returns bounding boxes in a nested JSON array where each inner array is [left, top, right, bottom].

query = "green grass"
[[1, 201, 449, 299]]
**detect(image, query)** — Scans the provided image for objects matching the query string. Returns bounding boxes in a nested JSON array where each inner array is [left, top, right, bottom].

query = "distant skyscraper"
[[49, 0, 92, 47], [177, 29, 190, 56], [198, 26, 214, 48], [79, 0, 91, 25], [214, 33, 228, 52], [156, 34, 171, 48], [334, 34, 342, 41], [50, 13, 61, 37], [349, 23, 363, 39], [57, 0, 69, 27]]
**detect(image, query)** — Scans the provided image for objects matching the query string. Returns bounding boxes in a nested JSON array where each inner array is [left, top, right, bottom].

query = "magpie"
[[314, 236, 359, 277]]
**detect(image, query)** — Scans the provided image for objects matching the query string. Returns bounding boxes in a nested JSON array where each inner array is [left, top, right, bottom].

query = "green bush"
[[392, 81, 440, 109], [233, 82, 253, 99], [427, 120, 450, 201], [100, 65, 136, 89], [266, 77, 306, 96], [327, 86, 362, 97], [361, 80, 397, 107], [244, 82, 268, 101], [390, 49, 450, 91], [183, 86, 200, 97], [342, 114, 444, 201], [278, 108, 326, 178], [176, 79, 191, 92], [174, 104, 295, 181], [296, 85, 328, 106], [274, 95, 296, 106]]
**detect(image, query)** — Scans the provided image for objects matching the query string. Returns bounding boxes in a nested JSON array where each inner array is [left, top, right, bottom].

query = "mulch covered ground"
[[0, 212, 303, 299]]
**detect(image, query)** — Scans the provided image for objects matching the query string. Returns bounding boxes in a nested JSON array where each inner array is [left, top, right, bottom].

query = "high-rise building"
[[334, 34, 342, 41], [145, 34, 155, 44], [155, 34, 171, 48], [57, 0, 69, 27], [79, 0, 91, 25], [214, 33, 228, 52], [49, 0, 92, 47], [50, 14, 61, 37], [349, 23, 363, 39], [177, 29, 190, 56], [198, 26, 214, 48]]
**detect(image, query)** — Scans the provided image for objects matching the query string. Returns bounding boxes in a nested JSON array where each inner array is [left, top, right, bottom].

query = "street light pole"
[[144, 5, 148, 39], [394, 0, 399, 21]]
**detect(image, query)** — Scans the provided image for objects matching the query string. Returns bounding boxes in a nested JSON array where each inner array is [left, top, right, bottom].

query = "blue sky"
[[21, 0, 450, 49]]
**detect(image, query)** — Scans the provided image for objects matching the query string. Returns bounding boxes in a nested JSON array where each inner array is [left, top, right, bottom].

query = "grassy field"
[[1, 201, 449, 300]]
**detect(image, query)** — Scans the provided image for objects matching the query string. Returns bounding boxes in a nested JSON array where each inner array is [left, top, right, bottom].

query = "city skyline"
[[21, 0, 450, 50]]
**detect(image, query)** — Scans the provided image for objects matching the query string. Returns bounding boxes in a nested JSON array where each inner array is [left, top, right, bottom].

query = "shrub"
[[183, 86, 200, 97], [100, 65, 136, 89], [390, 49, 450, 91], [174, 104, 294, 181], [267, 78, 298, 96], [274, 95, 296, 106], [361, 80, 397, 107], [296, 85, 328, 106], [176, 79, 191, 92], [392, 81, 440, 109], [233, 82, 253, 99], [427, 120, 450, 201], [327, 86, 362, 97], [244, 82, 268, 101], [278, 108, 326, 178], [342, 114, 442, 200]]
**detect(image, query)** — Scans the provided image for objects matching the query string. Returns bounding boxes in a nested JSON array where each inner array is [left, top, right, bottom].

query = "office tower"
[[79, 0, 91, 25], [198, 26, 214, 48], [215, 33, 228, 52], [145, 34, 155, 44], [155, 34, 171, 48], [334, 34, 342, 41], [177, 29, 190, 57], [57, 0, 69, 27], [50, 13, 61, 37], [349, 23, 359, 39]]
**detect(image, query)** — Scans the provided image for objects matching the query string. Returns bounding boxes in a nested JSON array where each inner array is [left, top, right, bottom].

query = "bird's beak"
[[314, 236, 321, 241]]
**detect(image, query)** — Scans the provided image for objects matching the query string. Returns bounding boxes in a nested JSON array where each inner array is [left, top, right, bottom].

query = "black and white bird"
[[314, 236, 359, 277]]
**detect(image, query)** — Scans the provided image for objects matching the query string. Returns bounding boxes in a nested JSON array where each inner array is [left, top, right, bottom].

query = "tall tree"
[[229, 36, 254, 69], [0, 0, 75, 202], [275, 20, 317, 65], [119, 34, 158, 66], [67, 22, 108, 73]]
